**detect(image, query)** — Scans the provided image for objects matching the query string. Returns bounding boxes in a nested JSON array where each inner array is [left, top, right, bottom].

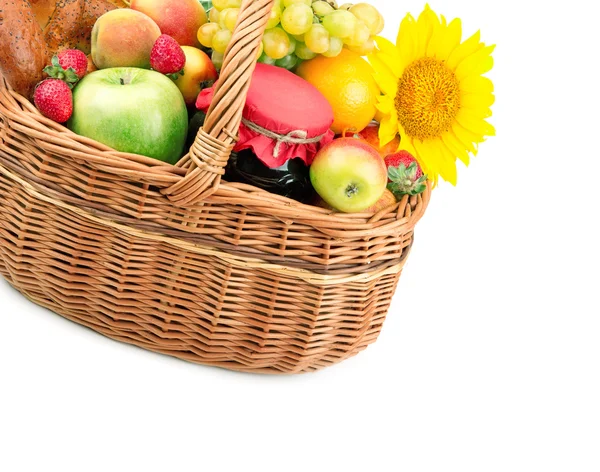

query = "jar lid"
[[196, 63, 335, 168]]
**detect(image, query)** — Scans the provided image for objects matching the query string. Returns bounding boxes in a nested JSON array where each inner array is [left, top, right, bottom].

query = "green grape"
[[374, 12, 384, 34], [266, 6, 282, 29], [322, 36, 343, 57], [257, 41, 264, 59], [258, 52, 277, 65], [211, 0, 227, 10], [219, 8, 240, 31], [280, 4, 313, 35], [349, 3, 382, 35], [262, 27, 291, 60], [312, 0, 335, 17], [275, 54, 299, 70], [304, 24, 330, 54], [287, 35, 297, 54], [211, 51, 224, 70], [322, 10, 357, 38], [292, 33, 306, 42], [209, 7, 220, 23], [345, 18, 370, 46], [327, 0, 338, 7], [338, 3, 353, 11], [295, 42, 317, 60], [197, 22, 221, 48], [283, 0, 311, 5], [212, 29, 232, 53], [212, 0, 241, 10], [346, 36, 375, 55]]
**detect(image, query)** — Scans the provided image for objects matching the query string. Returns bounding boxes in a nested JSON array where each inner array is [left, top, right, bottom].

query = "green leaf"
[[200, 1, 213, 13], [407, 162, 417, 180]]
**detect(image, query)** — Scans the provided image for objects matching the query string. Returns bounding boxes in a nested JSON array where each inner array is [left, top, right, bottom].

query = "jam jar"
[[225, 149, 315, 203], [196, 63, 335, 203]]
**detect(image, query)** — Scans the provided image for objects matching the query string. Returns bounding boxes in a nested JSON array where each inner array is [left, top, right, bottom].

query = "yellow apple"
[[174, 46, 218, 106]]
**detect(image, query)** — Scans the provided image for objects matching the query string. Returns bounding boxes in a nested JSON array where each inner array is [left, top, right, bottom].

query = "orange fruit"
[[296, 48, 379, 135]]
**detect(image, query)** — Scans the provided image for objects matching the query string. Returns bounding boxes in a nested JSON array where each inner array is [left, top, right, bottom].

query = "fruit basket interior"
[[0, 0, 430, 374]]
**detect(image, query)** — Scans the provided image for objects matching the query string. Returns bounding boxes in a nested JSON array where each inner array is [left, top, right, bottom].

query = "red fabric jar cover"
[[196, 63, 335, 168]]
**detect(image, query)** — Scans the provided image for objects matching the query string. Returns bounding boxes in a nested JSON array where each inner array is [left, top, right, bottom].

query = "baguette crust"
[[43, 0, 85, 55], [42, 0, 119, 55], [0, 0, 50, 98]]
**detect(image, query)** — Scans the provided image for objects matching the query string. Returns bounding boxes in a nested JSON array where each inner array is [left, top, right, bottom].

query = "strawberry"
[[33, 79, 73, 124], [150, 34, 186, 77], [385, 151, 427, 197], [43, 50, 88, 87]]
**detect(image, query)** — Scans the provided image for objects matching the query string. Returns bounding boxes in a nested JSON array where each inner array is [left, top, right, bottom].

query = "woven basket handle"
[[161, 0, 275, 206]]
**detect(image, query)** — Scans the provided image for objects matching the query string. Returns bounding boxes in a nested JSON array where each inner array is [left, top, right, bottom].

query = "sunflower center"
[[395, 57, 461, 141]]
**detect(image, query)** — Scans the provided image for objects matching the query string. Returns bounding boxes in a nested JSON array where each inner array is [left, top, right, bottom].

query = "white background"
[[1, 1, 599, 471]]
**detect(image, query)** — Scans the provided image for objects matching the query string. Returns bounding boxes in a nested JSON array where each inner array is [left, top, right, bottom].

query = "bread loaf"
[[30, 0, 56, 29], [42, 0, 85, 55], [41, 0, 122, 55], [0, 0, 50, 98]]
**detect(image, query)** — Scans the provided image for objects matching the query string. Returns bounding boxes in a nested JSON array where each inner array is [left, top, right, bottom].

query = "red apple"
[[358, 122, 400, 157], [309, 138, 388, 213], [130, 0, 208, 47]]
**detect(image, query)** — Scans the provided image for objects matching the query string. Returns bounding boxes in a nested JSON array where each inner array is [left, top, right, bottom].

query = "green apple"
[[68, 67, 188, 164], [310, 138, 387, 213]]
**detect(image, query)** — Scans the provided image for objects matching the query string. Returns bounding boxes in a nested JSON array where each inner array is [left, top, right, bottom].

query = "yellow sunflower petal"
[[452, 123, 481, 154], [399, 132, 418, 157], [446, 30, 483, 70], [442, 131, 471, 166], [461, 93, 495, 111], [369, 52, 399, 82], [407, 138, 433, 182], [455, 110, 496, 138], [396, 13, 417, 59], [370, 56, 399, 96], [415, 4, 439, 57], [455, 44, 495, 81], [428, 139, 458, 185], [374, 36, 400, 59], [460, 75, 494, 95], [372, 53, 402, 78], [413, 139, 457, 185], [376, 95, 395, 114], [439, 142, 459, 184], [373, 73, 397, 97], [379, 110, 399, 146], [427, 17, 462, 60], [412, 139, 442, 183]]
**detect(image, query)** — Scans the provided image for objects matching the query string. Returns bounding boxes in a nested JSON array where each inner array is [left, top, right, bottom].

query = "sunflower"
[[369, 4, 495, 185]]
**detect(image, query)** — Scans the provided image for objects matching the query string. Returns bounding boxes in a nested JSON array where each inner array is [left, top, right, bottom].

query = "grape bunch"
[[197, 0, 384, 71]]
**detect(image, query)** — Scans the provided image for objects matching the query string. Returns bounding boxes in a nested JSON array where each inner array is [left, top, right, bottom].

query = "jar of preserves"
[[195, 63, 335, 202]]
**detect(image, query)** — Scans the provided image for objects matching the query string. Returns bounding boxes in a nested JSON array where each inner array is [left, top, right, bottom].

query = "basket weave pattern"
[[0, 0, 430, 373]]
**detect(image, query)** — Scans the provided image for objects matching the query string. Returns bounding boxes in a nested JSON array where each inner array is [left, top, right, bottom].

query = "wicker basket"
[[0, 0, 430, 374]]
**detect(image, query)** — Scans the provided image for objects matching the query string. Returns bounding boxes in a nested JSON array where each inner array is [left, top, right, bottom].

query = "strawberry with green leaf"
[[385, 151, 428, 197], [43, 50, 88, 89]]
